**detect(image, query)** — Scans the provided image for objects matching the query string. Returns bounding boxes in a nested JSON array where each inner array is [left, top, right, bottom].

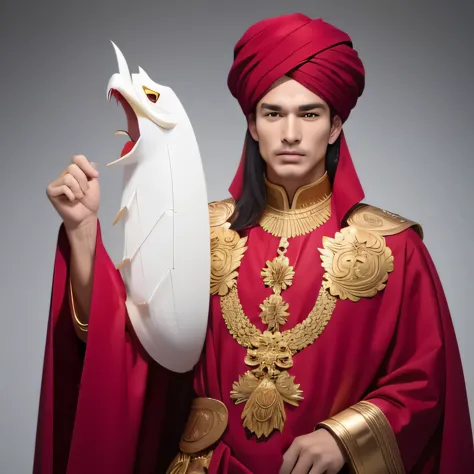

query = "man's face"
[[248, 77, 342, 186]]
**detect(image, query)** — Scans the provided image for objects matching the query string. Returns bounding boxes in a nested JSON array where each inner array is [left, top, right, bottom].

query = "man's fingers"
[[66, 163, 89, 193], [71, 155, 99, 179], [308, 454, 338, 474], [62, 173, 84, 199], [47, 184, 76, 202], [308, 463, 324, 474], [279, 443, 300, 474], [288, 454, 314, 474]]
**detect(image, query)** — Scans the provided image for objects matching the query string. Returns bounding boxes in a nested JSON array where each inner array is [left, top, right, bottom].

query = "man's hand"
[[46, 154, 100, 232], [279, 429, 345, 474]]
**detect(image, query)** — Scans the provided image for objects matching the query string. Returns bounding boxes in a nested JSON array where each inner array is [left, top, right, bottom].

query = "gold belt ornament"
[[167, 398, 228, 474]]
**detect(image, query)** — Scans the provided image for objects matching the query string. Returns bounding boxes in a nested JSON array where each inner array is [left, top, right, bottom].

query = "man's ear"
[[248, 113, 259, 142], [329, 115, 342, 145]]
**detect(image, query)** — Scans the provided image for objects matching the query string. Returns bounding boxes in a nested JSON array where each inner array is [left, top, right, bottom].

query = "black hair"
[[229, 113, 341, 232]]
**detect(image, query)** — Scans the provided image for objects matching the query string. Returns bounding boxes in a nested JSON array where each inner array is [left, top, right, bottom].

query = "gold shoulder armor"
[[320, 203, 421, 303], [208, 197, 248, 296], [346, 203, 424, 240], [208, 197, 236, 228]]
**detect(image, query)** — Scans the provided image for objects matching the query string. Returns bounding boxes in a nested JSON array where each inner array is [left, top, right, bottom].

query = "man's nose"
[[282, 115, 302, 144]]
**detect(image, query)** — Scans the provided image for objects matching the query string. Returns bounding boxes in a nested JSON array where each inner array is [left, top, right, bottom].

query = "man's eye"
[[266, 112, 280, 117], [304, 113, 319, 118]]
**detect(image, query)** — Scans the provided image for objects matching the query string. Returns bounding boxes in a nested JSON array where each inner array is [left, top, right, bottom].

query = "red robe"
[[33, 205, 474, 473]]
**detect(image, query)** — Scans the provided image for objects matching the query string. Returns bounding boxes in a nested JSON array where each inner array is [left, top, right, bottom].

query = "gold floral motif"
[[221, 286, 336, 438], [319, 226, 394, 302], [210, 223, 248, 296], [259, 295, 289, 331], [261, 255, 295, 295]]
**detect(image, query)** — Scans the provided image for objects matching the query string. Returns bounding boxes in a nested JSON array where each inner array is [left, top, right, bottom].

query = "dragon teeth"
[[114, 130, 130, 138]]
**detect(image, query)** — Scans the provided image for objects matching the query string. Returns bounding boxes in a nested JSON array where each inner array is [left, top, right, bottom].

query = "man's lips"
[[276, 151, 305, 163], [277, 151, 305, 156]]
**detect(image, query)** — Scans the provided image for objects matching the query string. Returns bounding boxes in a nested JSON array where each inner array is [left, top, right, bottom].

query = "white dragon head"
[[106, 41, 190, 166]]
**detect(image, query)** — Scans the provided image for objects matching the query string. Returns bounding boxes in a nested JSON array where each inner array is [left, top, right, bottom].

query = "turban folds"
[[227, 13, 366, 223]]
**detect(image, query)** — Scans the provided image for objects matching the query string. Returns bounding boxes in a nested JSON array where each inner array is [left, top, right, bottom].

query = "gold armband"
[[68, 278, 88, 333], [317, 401, 405, 474]]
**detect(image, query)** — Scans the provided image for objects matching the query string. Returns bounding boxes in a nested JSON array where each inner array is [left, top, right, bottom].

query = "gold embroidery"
[[319, 226, 394, 302], [221, 285, 336, 438], [210, 223, 248, 296]]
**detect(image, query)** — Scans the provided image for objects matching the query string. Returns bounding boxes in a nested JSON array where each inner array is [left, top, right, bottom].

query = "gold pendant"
[[229, 330, 303, 438], [231, 371, 303, 438]]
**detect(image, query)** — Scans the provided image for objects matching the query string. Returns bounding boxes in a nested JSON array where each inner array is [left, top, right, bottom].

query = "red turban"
[[227, 13, 366, 224]]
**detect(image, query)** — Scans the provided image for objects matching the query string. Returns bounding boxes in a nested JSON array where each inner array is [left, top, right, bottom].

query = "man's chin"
[[271, 164, 307, 181]]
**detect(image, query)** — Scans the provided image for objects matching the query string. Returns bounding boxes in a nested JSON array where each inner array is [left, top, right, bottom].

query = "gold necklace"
[[221, 231, 337, 439], [222, 284, 336, 439]]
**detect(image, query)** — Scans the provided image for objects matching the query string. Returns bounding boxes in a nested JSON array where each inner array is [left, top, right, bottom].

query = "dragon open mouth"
[[109, 89, 141, 158]]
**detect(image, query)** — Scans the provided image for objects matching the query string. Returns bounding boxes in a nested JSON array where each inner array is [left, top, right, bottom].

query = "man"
[[34, 13, 473, 474]]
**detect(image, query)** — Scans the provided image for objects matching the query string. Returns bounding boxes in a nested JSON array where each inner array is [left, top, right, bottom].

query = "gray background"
[[1, 0, 473, 472]]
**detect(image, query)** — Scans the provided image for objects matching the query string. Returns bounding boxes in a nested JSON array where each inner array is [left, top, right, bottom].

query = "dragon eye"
[[142, 86, 160, 103]]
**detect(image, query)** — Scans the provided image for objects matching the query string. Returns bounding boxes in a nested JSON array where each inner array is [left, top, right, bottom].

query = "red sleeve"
[[33, 221, 193, 474], [366, 229, 473, 472]]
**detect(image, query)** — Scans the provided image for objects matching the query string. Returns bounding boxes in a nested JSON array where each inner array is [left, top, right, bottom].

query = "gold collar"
[[260, 172, 332, 238]]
